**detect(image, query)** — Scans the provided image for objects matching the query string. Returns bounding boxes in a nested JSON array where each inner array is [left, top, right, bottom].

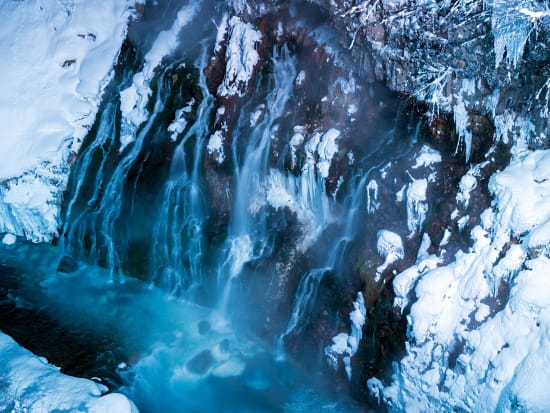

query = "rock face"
[[318, 0, 550, 157]]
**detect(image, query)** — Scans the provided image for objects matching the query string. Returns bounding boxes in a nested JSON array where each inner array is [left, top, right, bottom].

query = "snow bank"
[[377, 149, 550, 412], [0, 330, 137, 412], [0, 0, 135, 242]]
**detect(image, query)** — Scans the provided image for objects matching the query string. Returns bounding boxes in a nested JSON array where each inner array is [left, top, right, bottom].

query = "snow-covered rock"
[[0, 331, 137, 412], [0, 0, 136, 242], [217, 16, 262, 97], [376, 148, 550, 412]]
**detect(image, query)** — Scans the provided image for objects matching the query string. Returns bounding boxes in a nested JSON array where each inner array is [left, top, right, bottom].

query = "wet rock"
[[57, 256, 78, 274], [187, 350, 213, 375]]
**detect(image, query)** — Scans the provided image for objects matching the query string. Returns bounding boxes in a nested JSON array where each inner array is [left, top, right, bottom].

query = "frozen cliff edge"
[[0, 330, 138, 412], [0, 0, 138, 242]]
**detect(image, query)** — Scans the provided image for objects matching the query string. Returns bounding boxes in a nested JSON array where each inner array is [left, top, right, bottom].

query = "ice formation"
[[406, 177, 428, 235], [325, 292, 367, 380], [412, 145, 442, 169], [375, 230, 404, 280], [119, 2, 199, 149], [207, 129, 226, 164]]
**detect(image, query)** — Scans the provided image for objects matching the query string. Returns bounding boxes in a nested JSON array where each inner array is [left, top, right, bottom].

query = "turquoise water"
[[0, 241, 369, 412]]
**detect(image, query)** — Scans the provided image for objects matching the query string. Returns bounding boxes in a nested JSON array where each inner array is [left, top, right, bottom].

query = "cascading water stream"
[[151, 46, 214, 298], [277, 120, 421, 355], [217, 45, 297, 317], [62, 62, 178, 279], [276, 175, 369, 357]]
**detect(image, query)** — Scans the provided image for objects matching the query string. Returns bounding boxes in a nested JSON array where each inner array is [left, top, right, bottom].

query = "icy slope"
[[0, 0, 136, 242], [0, 330, 137, 412]]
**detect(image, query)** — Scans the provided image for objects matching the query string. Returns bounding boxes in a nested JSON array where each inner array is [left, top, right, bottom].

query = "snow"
[[0, 331, 137, 412], [289, 126, 305, 169], [119, 2, 199, 150], [366, 179, 379, 214], [207, 130, 226, 164], [217, 16, 262, 97], [456, 173, 477, 208], [406, 178, 428, 234], [316, 128, 341, 178], [167, 99, 194, 141], [213, 14, 229, 55], [412, 145, 441, 169], [325, 292, 366, 380], [295, 70, 306, 86], [0, 0, 135, 242], [375, 230, 404, 280], [376, 148, 550, 412]]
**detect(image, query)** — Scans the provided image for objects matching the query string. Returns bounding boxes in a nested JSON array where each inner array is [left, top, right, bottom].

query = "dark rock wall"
[[314, 0, 550, 152]]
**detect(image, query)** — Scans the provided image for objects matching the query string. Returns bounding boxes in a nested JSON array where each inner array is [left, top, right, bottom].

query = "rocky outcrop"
[[317, 0, 550, 158]]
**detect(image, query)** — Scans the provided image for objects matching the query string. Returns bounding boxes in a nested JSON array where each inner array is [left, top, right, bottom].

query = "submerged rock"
[[187, 350, 213, 375], [57, 256, 78, 274]]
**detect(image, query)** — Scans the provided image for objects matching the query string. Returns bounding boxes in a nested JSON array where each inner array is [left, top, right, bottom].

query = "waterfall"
[[62, 61, 179, 279], [277, 119, 421, 354], [151, 47, 214, 298], [217, 45, 297, 317]]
